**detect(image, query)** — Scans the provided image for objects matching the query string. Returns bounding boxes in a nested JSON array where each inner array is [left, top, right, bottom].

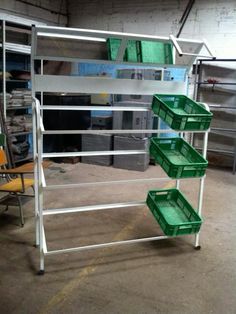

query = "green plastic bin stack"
[[146, 94, 213, 236], [107, 38, 139, 62], [138, 41, 173, 64], [107, 38, 173, 64]]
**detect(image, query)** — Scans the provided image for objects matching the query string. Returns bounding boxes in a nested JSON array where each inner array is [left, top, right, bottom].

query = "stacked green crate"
[[146, 94, 212, 236], [107, 38, 121, 61], [107, 38, 139, 62], [138, 41, 173, 64], [125, 40, 139, 62], [107, 38, 173, 64]]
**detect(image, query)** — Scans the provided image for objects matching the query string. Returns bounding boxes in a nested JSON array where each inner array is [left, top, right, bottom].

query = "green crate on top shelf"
[[150, 137, 208, 179], [107, 38, 121, 61], [146, 188, 202, 236], [152, 94, 213, 131], [138, 41, 173, 64], [107, 38, 139, 62], [125, 40, 140, 62]]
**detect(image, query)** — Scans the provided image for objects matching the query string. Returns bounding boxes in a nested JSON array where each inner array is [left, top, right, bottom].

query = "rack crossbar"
[[34, 55, 189, 68], [41, 129, 207, 135], [40, 105, 150, 112], [43, 177, 172, 190], [42, 150, 147, 158], [43, 176, 204, 191], [36, 25, 170, 42], [43, 201, 146, 216], [45, 235, 170, 256]]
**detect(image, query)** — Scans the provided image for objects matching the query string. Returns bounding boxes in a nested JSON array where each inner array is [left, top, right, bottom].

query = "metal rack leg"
[[233, 146, 236, 175], [35, 215, 40, 248], [195, 131, 208, 249], [38, 251, 45, 275], [176, 180, 180, 189], [37, 187, 45, 275], [194, 177, 204, 249]]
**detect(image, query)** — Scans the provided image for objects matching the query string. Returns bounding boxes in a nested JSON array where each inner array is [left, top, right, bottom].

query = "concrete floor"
[[0, 163, 236, 314]]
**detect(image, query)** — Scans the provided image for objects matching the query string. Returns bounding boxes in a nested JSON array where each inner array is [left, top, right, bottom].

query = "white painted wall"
[[68, 0, 236, 58], [0, 0, 68, 25]]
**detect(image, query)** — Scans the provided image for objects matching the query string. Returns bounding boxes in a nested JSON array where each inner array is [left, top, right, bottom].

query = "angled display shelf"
[[31, 25, 214, 274]]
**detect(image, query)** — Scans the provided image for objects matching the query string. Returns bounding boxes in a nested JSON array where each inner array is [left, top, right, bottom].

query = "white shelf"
[[0, 42, 31, 54]]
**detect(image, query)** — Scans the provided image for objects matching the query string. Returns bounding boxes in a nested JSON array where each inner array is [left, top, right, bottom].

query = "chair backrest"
[[0, 133, 5, 147], [0, 134, 7, 167], [0, 148, 8, 167]]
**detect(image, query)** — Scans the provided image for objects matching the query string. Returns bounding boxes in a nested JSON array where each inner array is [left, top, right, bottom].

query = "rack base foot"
[[37, 270, 45, 276], [194, 245, 201, 250], [34, 244, 39, 248]]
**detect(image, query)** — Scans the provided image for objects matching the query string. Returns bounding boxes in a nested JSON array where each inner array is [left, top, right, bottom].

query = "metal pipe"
[[42, 150, 147, 158], [32, 102, 39, 247], [32, 28, 40, 248], [195, 131, 208, 248], [177, 0, 195, 38], [40, 105, 150, 112], [45, 235, 170, 256], [41, 129, 207, 135], [43, 201, 146, 216], [42, 226, 47, 254], [43, 177, 181, 191], [2, 20, 6, 119]]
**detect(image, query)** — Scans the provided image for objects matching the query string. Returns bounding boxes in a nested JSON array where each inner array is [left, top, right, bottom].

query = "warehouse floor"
[[0, 163, 236, 314]]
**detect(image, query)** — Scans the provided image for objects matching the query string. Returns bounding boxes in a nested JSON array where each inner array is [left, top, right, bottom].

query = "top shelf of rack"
[[0, 42, 31, 54], [32, 26, 215, 69]]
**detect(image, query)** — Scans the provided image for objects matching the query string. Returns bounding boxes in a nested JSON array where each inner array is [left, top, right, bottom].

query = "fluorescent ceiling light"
[[37, 32, 106, 42]]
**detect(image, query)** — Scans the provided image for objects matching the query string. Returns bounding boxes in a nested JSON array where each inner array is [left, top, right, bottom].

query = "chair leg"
[[16, 195, 24, 227]]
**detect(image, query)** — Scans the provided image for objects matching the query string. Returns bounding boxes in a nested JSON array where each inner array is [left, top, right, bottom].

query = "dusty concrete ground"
[[0, 163, 236, 314]]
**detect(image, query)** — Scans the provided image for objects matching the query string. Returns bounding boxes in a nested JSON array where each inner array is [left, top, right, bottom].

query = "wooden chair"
[[0, 136, 34, 227]]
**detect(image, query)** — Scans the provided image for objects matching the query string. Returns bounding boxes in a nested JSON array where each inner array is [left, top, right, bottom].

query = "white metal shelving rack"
[[31, 25, 214, 274], [0, 16, 46, 165]]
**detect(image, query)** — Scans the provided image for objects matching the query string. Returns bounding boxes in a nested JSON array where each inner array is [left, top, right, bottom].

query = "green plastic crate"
[[139, 41, 173, 64], [125, 40, 139, 62], [150, 137, 208, 178], [152, 94, 213, 131], [146, 188, 202, 236], [107, 38, 121, 61], [107, 38, 139, 62]]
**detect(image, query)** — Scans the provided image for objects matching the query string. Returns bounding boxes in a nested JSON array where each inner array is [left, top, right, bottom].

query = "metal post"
[[195, 131, 208, 249], [32, 101, 39, 247], [233, 145, 236, 175], [31, 26, 44, 274], [176, 132, 184, 189], [31, 27, 40, 248], [2, 20, 6, 119], [37, 98, 45, 274]]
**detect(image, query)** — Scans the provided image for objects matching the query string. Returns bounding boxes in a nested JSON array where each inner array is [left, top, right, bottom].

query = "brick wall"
[[68, 0, 236, 58], [0, 0, 68, 25]]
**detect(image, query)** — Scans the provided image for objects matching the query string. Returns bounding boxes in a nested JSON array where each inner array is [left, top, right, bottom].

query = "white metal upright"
[[31, 25, 214, 274]]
